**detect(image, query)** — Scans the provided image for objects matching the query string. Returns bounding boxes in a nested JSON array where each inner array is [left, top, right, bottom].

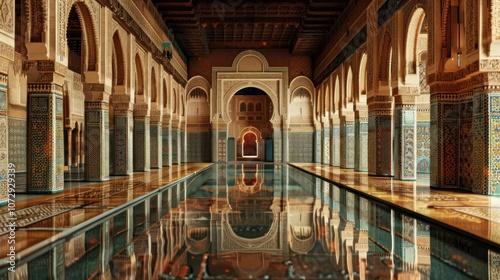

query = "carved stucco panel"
[[0, 0, 14, 34]]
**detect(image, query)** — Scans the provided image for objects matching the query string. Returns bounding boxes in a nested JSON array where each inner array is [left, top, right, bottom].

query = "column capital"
[[84, 83, 110, 103]]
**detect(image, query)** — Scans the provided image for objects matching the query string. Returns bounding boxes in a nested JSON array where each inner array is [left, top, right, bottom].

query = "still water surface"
[[5, 163, 498, 279]]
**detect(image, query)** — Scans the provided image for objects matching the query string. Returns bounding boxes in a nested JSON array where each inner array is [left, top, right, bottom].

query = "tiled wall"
[[288, 132, 314, 162], [8, 117, 27, 172], [186, 132, 212, 162]]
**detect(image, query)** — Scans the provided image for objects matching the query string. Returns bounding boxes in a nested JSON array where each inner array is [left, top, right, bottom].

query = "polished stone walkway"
[[291, 163, 500, 251], [2, 162, 500, 263], [0, 163, 211, 260]]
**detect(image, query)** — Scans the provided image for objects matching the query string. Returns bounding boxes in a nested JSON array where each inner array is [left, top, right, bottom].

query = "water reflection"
[[4, 163, 498, 279]]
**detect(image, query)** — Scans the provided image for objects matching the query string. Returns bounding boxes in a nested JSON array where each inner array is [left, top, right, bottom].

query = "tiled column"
[[322, 119, 331, 165], [330, 116, 340, 167], [430, 93, 460, 188], [181, 123, 187, 163], [282, 124, 289, 163], [416, 99, 431, 174], [472, 90, 500, 195], [314, 123, 321, 163], [340, 114, 355, 169], [162, 115, 171, 166], [85, 98, 110, 182], [0, 74, 8, 204], [133, 115, 150, 171], [368, 97, 393, 176], [171, 122, 180, 164], [354, 110, 368, 172], [274, 124, 282, 162], [393, 96, 417, 180], [150, 111, 162, 169], [27, 80, 64, 193], [113, 96, 133, 175]]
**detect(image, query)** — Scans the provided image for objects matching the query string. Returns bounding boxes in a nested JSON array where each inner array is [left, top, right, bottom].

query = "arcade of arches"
[[1, 0, 500, 204]]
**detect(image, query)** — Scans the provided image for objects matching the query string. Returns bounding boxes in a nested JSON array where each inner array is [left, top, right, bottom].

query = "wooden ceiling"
[[153, 0, 350, 57]]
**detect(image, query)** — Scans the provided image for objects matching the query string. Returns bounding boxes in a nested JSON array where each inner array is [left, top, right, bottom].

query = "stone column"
[[133, 113, 150, 171], [393, 95, 417, 180], [322, 119, 331, 165], [150, 110, 162, 169], [330, 116, 340, 167], [368, 97, 393, 176], [113, 94, 133, 175], [181, 122, 187, 163], [430, 93, 459, 188], [162, 115, 172, 166], [212, 118, 228, 162], [340, 114, 355, 169], [274, 124, 282, 162], [171, 121, 180, 164], [354, 110, 368, 172], [472, 90, 500, 195], [84, 83, 110, 182], [313, 122, 321, 163], [27, 62, 65, 193], [66, 128, 72, 168], [0, 74, 8, 203]]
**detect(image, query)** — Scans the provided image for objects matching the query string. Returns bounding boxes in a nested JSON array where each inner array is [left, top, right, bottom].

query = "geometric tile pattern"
[[186, 132, 212, 162], [330, 124, 340, 167], [172, 128, 179, 163], [288, 132, 314, 162], [133, 116, 150, 171], [114, 112, 133, 175], [322, 128, 330, 165], [150, 123, 162, 168], [85, 105, 110, 181], [394, 106, 416, 180], [314, 130, 321, 163], [162, 126, 171, 166], [368, 106, 393, 177], [416, 123, 430, 174], [27, 88, 64, 193], [340, 121, 355, 169], [273, 129, 282, 162], [459, 100, 473, 191], [355, 121, 368, 172]]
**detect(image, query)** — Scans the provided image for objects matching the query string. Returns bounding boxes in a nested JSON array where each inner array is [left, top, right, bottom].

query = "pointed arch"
[[112, 31, 125, 86], [66, 2, 98, 72], [379, 30, 392, 86], [333, 75, 340, 114], [358, 53, 367, 104], [406, 7, 427, 76], [163, 78, 168, 109], [345, 66, 353, 108], [151, 67, 157, 103], [134, 54, 144, 97]]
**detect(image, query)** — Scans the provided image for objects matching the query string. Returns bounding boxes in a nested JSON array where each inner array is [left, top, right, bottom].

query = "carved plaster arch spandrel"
[[221, 80, 279, 125]]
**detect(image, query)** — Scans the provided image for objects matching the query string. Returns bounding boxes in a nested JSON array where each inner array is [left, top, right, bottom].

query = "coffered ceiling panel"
[[153, 0, 350, 57]]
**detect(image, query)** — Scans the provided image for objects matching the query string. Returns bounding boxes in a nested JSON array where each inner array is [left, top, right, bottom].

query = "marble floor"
[[2, 162, 500, 276], [291, 163, 500, 251]]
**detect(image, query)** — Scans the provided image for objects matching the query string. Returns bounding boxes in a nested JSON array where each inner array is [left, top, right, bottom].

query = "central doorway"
[[229, 87, 273, 161]]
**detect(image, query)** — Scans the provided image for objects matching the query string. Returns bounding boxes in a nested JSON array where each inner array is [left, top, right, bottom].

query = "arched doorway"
[[229, 87, 273, 162]]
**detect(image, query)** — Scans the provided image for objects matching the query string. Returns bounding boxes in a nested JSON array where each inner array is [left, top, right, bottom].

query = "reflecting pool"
[[2, 163, 498, 279]]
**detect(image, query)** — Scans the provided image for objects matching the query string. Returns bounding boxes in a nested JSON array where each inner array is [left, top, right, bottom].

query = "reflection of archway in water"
[[227, 164, 275, 239]]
